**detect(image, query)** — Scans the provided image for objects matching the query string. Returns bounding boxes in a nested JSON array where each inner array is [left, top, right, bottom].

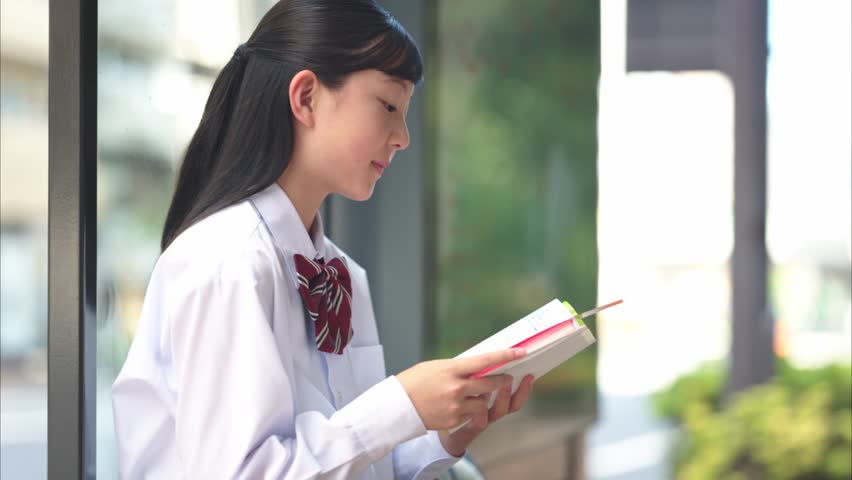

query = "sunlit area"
[[590, 1, 851, 479], [766, 0, 851, 368]]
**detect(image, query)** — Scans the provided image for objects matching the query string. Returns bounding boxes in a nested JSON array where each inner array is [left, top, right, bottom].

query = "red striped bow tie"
[[293, 254, 354, 354]]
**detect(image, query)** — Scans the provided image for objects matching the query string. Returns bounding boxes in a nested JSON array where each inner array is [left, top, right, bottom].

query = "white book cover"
[[448, 299, 621, 432]]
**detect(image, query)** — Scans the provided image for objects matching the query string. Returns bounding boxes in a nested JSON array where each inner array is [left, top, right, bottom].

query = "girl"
[[111, 1, 534, 478]]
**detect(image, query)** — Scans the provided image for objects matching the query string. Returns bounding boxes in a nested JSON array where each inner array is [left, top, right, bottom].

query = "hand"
[[395, 349, 526, 431], [438, 374, 535, 456]]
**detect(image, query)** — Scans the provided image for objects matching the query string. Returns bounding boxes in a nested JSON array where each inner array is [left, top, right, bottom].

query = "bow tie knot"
[[294, 254, 353, 354]]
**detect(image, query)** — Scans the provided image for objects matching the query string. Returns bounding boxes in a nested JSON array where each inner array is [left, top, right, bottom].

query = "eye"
[[380, 99, 397, 113]]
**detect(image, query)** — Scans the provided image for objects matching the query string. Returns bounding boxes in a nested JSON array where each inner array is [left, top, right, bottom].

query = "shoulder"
[[155, 201, 278, 293]]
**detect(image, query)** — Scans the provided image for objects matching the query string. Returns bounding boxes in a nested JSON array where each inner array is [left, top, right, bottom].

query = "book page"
[[457, 299, 573, 358]]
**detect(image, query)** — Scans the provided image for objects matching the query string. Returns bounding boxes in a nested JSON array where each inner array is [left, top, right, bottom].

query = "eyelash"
[[382, 100, 397, 113]]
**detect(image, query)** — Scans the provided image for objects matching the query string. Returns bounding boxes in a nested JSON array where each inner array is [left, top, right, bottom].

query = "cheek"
[[333, 115, 389, 162]]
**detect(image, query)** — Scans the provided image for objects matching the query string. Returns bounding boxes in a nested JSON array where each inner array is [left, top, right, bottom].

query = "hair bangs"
[[356, 20, 423, 85]]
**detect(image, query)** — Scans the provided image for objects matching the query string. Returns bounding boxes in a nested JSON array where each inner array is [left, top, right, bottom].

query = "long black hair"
[[160, 0, 423, 251]]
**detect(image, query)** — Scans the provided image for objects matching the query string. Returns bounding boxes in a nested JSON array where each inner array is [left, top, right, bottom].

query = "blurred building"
[[1, 0, 49, 478], [0, 0, 49, 358]]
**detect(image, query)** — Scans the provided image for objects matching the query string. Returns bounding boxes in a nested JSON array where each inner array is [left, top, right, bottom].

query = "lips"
[[371, 161, 389, 174]]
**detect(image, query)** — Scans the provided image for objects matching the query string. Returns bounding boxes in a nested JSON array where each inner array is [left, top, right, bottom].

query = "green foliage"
[[777, 360, 852, 413], [427, 0, 600, 415], [654, 360, 852, 479], [652, 362, 726, 422]]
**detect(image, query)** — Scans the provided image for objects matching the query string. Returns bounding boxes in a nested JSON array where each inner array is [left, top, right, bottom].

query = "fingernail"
[[514, 348, 526, 358]]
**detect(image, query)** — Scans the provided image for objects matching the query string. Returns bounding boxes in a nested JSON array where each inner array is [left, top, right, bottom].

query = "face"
[[307, 69, 414, 201]]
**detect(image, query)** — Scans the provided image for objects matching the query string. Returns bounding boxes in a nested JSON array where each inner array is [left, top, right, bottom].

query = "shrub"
[[653, 360, 852, 479]]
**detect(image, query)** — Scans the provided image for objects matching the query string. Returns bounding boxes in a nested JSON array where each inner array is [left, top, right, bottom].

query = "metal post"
[[723, 0, 772, 394], [48, 0, 98, 477]]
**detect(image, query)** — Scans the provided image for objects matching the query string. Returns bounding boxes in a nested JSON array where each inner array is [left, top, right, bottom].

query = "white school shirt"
[[112, 183, 460, 479]]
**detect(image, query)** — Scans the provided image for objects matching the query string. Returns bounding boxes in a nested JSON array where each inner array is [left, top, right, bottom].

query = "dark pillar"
[[722, 0, 773, 395], [48, 0, 98, 477]]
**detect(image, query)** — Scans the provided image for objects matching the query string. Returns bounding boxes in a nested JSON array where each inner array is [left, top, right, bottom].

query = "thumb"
[[453, 348, 526, 376]]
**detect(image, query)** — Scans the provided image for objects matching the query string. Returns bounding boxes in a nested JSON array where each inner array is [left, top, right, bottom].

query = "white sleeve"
[[167, 261, 429, 479], [392, 430, 463, 479]]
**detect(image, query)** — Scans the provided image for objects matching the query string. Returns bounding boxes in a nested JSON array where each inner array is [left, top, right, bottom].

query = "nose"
[[391, 120, 410, 151]]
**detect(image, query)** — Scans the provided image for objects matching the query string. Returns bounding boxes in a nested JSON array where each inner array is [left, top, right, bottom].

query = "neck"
[[276, 164, 328, 235]]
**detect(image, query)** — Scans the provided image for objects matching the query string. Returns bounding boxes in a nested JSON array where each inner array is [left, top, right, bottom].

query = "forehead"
[[344, 69, 414, 97]]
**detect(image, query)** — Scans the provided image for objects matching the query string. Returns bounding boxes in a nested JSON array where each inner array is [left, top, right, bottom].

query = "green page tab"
[[562, 300, 585, 327]]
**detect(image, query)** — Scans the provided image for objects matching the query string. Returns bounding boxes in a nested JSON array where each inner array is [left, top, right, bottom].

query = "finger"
[[463, 396, 490, 431], [463, 374, 512, 396], [460, 394, 489, 417], [509, 375, 535, 412], [454, 348, 526, 376], [489, 383, 512, 422], [471, 408, 489, 429]]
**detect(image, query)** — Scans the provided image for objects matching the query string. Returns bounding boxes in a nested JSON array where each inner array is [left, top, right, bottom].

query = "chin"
[[340, 185, 375, 202]]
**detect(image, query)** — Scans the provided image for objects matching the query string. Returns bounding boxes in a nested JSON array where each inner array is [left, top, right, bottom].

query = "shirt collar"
[[249, 182, 327, 260]]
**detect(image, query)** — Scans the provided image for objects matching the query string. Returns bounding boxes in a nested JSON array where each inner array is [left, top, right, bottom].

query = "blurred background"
[[1, 0, 849, 479]]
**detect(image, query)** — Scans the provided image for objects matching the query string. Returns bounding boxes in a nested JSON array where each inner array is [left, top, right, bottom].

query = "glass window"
[[0, 0, 49, 478], [425, 0, 599, 473], [96, 1, 272, 476]]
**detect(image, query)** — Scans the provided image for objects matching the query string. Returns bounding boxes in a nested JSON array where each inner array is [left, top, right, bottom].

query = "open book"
[[449, 298, 622, 432]]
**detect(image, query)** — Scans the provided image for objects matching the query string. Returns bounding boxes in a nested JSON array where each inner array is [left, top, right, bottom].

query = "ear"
[[289, 69, 320, 128]]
